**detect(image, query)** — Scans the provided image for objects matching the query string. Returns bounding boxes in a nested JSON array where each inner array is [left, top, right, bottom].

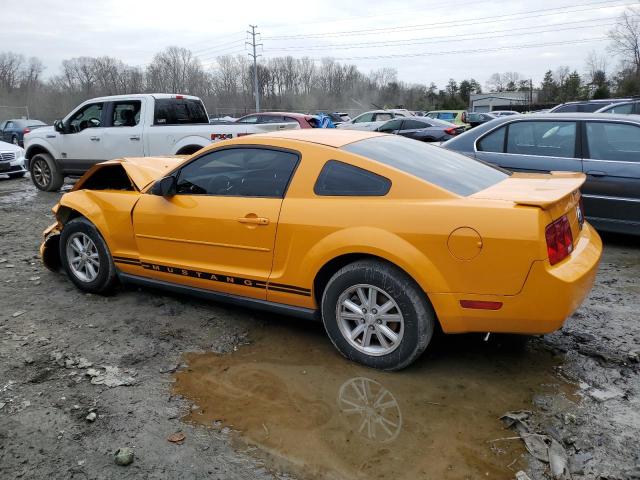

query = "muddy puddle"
[[174, 320, 574, 480]]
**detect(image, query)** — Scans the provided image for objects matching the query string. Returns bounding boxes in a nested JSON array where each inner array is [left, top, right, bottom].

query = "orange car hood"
[[120, 157, 185, 190], [470, 171, 586, 208]]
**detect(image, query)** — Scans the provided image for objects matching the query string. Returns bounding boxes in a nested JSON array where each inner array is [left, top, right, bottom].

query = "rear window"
[[154, 98, 208, 125], [342, 135, 509, 196]]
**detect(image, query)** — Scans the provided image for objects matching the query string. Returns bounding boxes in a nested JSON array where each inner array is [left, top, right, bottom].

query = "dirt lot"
[[0, 175, 638, 480]]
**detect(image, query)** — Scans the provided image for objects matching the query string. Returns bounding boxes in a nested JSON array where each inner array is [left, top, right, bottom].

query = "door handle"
[[586, 170, 606, 177], [130, 135, 141, 141], [89, 136, 100, 142], [237, 216, 270, 225]]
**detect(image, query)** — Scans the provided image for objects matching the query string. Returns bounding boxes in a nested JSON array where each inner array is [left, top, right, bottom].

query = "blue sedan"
[[0, 119, 47, 147]]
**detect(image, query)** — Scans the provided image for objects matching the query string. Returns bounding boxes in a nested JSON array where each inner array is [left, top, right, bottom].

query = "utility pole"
[[246, 25, 262, 113]]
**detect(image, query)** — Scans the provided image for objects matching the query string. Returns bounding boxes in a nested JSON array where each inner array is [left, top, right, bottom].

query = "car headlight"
[[16, 148, 25, 161]]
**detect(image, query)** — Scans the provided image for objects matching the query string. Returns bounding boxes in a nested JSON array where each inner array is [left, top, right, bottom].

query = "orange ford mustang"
[[40, 130, 602, 370]]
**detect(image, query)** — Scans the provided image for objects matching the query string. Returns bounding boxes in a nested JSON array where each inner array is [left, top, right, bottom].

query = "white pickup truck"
[[24, 93, 299, 191]]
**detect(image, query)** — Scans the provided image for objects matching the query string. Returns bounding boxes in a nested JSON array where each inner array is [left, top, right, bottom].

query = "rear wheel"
[[321, 259, 435, 370], [30, 153, 64, 191], [59, 217, 117, 294], [12, 135, 19, 146]]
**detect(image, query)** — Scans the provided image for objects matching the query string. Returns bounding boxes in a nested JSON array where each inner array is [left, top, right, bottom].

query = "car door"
[[60, 102, 107, 173], [100, 100, 145, 160], [398, 119, 429, 139], [581, 120, 640, 229], [475, 120, 581, 174], [132, 146, 299, 300]]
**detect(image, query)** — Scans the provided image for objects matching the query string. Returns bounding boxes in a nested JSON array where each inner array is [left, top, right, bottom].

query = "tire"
[[321, 259, 435, 371], [30, 153, 64, 191], [12, 135, 19, 146], [8, 171, 26, 179], [59, 217, 117, 294]]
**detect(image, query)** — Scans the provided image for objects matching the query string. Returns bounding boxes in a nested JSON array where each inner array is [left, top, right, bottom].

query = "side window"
[[69, 103, 104, 133], [426, 113, 437, 119], [176, 148, 298, 197], [237, 115, 259, 124], [5, 121, 14, 129], [375, 113, 393, 122], [605, 103, 634, 114], [438, 112, 455, 121], [403, 120, 427, 130], [477, 126, 506, 153], [314, 160, 391, 196], [377, 119, 402, 133], [153, 98, 208, 125], [586, 122, 640, 161], [260, 115, 286, 124], [554, 104, 579, 113], [506, 121, 576, 158], [111, 101, 141, 127], [353, 113, 374, 123]]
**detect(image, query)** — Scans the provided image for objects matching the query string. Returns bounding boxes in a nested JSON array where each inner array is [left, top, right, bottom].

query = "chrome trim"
[[135, 234, 271, 252]]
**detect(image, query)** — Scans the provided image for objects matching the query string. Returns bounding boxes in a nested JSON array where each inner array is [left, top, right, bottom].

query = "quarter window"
[[314, 160, 391, 196], [477, 126, 506, 153], [586, 122, 640, 162], [506, 121, 576, 158], [176, 148, 299, 197]]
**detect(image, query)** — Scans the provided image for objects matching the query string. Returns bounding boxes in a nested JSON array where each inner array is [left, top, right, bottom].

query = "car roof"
[[80, 93, 202, 102], [240, 128, 383, 148]]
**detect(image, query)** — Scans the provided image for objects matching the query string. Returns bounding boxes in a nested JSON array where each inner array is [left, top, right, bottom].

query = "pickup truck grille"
[[0, 152, 16, 162]]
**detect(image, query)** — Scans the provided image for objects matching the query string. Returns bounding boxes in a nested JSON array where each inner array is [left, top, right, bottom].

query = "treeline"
[[1, 8, 639, 121]]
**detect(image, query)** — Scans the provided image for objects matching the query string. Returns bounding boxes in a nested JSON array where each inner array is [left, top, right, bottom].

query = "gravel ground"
[[0, 175, 638, 479]]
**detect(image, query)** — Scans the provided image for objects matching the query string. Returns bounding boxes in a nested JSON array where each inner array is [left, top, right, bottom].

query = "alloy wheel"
[[32, 158, 51, 188], [336, 284, 405, 356], [66, 232, 100, 283]]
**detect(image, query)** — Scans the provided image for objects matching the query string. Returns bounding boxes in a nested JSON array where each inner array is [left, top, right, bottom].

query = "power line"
[[263, 36, 608, 61], [263, 0, 631, 39], [264, 18, 621, 52], [191, 37, 247, 55]]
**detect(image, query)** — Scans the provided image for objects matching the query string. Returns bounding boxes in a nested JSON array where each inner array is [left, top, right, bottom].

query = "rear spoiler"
[[471, 172, 586, 208]]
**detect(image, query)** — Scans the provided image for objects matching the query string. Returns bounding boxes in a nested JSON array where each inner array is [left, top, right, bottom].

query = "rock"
[[515, 472, 532, 480], [76, 357, 93, 368], [588, 387, 623, 402], [28, 276, 40, 281], [86, 412, 97, 422], [114, 448, 134, 466], [12, 311, 26, 317], [86, 366, 136, 387], [167, 432, 186, 443]]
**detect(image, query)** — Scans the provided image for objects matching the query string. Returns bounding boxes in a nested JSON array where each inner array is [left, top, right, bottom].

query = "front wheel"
[[321, 259, 435, 371], [59, 217, 117, 294]]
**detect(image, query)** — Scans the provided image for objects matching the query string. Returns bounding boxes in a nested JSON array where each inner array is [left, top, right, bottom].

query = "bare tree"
[[485, 72, 504, 92], [0, 52, 25, 91], [608, 7, 640, 75]]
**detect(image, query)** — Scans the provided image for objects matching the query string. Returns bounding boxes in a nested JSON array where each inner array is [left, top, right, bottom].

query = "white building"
[[469, 91, 539, 112]]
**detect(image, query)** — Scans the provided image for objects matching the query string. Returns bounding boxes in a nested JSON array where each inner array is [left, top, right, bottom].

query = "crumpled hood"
[[72, 156, 186, 192]]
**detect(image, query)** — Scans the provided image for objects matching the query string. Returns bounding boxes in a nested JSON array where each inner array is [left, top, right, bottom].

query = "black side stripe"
[[113, 258, 310, 297]]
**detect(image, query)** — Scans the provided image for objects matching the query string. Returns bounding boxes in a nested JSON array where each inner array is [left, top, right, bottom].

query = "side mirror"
[[151, 175, 177, 197], [53, 120, 65, 134]]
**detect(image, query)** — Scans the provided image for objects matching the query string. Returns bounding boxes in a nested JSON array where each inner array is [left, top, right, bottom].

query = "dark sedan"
[[0, 119, 46, 146], [442, 113, 640, 235], [376, 116, 465, 142], [467, 112, 498, 128]]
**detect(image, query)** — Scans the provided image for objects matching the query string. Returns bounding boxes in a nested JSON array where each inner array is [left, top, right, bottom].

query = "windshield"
[[342, 135, 509, 196]]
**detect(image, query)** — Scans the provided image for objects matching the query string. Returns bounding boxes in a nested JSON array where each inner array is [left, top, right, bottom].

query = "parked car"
[[24, 94, 299, 192], [425, 110, 469, 128], [594, 101, 640, 114], [376, 116, 465, 141], [235, 112, 316, 129], [466, 112, 498, 128], [442, 113, 640, 235], [0, 140, 27, 178], [0, 119, 47, 146], [549, 98, 638, 113], [337, 110, 410, 131], [40, 129, 601, 370], [324, 112, 351, 126], [490, 110, 519, 117]]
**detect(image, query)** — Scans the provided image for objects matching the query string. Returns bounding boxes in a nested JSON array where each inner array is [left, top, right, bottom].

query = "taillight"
[[444, 127, 458, 135], [545, 215, 574, 265], [23, 128, 31, 134]]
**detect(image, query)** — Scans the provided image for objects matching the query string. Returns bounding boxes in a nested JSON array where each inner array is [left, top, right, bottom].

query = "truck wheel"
[[321, 259, 435, 371], [59, 217, 117, 294], [30, 153, 64, 191], [12, 135, 20, 146]]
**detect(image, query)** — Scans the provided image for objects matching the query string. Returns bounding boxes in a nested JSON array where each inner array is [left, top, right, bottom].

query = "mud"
[[0, 175, 638, 480]]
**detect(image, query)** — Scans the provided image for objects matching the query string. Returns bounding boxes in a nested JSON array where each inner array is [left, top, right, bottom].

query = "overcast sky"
[[1, 0, 632, 89]]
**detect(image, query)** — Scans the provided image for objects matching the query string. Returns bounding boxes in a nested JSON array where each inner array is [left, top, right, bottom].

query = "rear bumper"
[[430, 222, 602, 334]]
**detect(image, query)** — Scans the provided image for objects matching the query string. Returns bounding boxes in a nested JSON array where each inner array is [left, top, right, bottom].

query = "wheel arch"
[[25, 143, 53, 160]]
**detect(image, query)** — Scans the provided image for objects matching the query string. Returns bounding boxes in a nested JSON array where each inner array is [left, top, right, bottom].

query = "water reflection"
[[338, 377, 402, 443], [174, 323, 571, 480]]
